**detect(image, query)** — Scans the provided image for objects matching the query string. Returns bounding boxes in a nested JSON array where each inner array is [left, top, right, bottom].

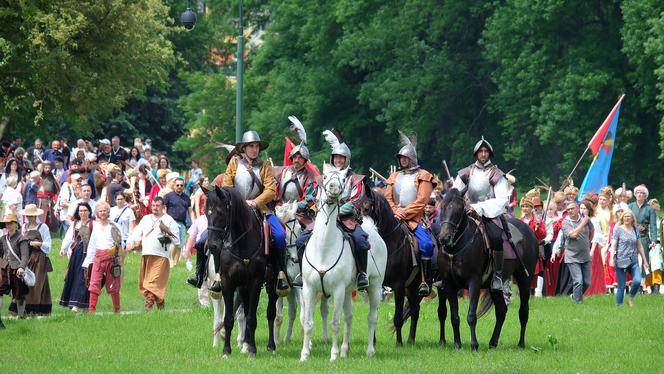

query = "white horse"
[[209, 256, 247, 352], [300, 165, 387, 362], [274, 201, 329, 345]]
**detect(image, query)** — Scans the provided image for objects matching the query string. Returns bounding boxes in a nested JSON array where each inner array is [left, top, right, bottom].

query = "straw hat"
[[19, 204, 44, 217], [0, 213, 21, 228], [156, 168, 171, 179]]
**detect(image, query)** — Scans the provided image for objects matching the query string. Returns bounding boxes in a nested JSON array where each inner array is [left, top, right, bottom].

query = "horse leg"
[[407, 294, 421, 345], [275, 297, 284, 345], [516, 273, 531, 349], [285, 288, 298, 344], [467, 283, 481, 351], [329, 289, 345, 362], [320, 296, 330, 344], [212, 293, 223, 348], [340, 290, 353, 358], [233, 291, 247, 351], [222, 287, 236, 357], [488, 288, 507, 348], [241, 284, 259, 357], [366, 285, 381, 357], [299, 284, 315, 362], [448, 288, 462, 350], [393, 287, 405, 347], [266, 281, 278, 352], [437, 287, 447, 347]]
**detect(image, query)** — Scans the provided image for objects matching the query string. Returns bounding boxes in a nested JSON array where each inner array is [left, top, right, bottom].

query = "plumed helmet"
[[288, 115, 310, 160], [234, 131, 269, 153], [323, 129, 351, 169], [473, 136, 494, 158], [395, 130, 419, 168]]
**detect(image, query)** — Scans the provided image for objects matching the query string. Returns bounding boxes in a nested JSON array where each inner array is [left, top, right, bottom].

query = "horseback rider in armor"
[[186, 143, 238, 289], [385, 131, 436, 296], [207, 131, 290, 295], [299, 130, 370, 290], [275, 116, 318, 287], [452, 137, 510, 291]]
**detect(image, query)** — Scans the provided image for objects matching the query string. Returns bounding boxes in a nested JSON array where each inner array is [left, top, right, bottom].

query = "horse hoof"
[[248, 352, 256, 358], [396, 341, 403, 348], [471, 344, 479, 352], [407, 339, 414, 345], [267, 344, 276, 352], [454, 343, 462, 350], [439, 340, 446, 347], [300, 354, 309, 362], [366, 349, 375, 358], [518, 342, 525, 349], [223, 354, 230, 359]]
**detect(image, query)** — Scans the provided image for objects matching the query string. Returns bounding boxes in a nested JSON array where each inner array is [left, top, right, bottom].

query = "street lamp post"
[[235, 0, 244, 143], [180, 0, 197, 30]]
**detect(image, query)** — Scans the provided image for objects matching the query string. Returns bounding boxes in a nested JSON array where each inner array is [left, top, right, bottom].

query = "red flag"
[[283, 136, 295, 166], [587, 95, 625, 157]]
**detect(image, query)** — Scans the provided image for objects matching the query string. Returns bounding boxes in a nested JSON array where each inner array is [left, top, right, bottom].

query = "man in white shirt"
[[66, 183, 96, 224], [127, 196, 179, 311], [110, 193, 136, 248]]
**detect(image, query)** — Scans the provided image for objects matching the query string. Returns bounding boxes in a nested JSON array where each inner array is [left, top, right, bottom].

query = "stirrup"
[[357, 273, 369, 291], [187, 274, 203, 289], [490, 274, 503, 291], [292, 273, 303, 287], [209, 273, 223, 293], [418, 282, 430, 297]]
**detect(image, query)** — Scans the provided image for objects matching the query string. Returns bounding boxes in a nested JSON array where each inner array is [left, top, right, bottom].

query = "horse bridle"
[[206, 188, 252, 255], [318, 171, 344, 225], [440, 196, 470, 249]]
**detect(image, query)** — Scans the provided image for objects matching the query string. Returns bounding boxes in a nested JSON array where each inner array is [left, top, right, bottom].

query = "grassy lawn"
[[2, 238, 663, 373]]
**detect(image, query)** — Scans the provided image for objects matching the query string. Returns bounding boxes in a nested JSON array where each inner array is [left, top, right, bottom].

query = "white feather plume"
[[398, 130, 417, 147], [323, 129, 340, 150], [288, 115, 307, 145], [214, 141, 235, 153]]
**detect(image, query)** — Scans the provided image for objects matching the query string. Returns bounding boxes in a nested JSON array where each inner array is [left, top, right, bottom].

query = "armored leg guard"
[[356, 248, 369, 291], [276, 254, 291, 297]]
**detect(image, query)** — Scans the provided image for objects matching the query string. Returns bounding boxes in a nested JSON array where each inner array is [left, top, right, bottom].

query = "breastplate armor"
[[467, 168, 494, 203], [393, 171, 418, 207], [281, 168, 301, 202], [234, 162, 262, 200]]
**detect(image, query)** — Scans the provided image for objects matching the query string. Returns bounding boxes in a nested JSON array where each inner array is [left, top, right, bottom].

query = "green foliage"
[[0, 0, 174, 131]]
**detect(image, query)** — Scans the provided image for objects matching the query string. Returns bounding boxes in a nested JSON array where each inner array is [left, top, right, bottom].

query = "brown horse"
[[437, 188, 537, 350], [363, 191, 423, 345]]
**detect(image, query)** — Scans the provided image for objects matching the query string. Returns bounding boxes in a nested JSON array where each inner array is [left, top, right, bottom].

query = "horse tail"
[[477, 289, 494, 319], [389, 300, 412, 334]]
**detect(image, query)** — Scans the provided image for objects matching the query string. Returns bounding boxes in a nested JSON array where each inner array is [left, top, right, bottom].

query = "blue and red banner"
[[579, 95, 625, 198]]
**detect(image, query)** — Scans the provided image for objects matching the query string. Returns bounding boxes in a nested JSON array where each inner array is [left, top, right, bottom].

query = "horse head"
[[320, 163, 346, 205], [275, 201, 298, 224], [202, 185, 232, 252], [439, 188, 467, 248]]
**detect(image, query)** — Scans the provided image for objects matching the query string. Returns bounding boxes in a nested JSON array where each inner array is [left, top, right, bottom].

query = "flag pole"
[[564, 146, 591, 183]]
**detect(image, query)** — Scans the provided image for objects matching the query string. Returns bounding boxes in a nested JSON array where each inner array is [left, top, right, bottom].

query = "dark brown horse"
[[363, 192, 423, 345], [437, 188, 537, 350], [205, 186, 278, 357]]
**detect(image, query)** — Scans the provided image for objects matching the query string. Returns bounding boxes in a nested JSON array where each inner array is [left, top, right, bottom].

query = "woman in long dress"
[[9, 204, 52, 316], [59, 202, 93, 312]]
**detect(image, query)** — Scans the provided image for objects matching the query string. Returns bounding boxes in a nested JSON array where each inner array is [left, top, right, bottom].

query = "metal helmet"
[[234, 131, 269, 153], [473, 136, 493, 158], [289, 143, 310, 160], [395, 131, 419, 169], [323, 129, 351, 169]]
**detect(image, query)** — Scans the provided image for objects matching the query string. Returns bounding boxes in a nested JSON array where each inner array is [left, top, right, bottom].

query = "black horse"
[[437, 188, 537, 350], [363, 192, 423, 345], [205, 186, 279, 356]]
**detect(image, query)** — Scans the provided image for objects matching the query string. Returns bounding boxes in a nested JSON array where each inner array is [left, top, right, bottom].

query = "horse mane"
[[371, 193, 400, 232], [222, 187, 254, 231], [443, 188, 462, 206]]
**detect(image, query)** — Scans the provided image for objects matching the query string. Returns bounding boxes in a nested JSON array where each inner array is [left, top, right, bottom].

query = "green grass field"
[[2, 238, 663, 373]]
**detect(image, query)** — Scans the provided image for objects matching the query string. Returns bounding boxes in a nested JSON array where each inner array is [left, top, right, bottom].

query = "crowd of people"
[[0, 129, 660, 330]]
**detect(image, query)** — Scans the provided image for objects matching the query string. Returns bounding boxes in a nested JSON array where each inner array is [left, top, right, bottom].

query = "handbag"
[[110, 225, 123, 278], [5, 236, 36, 287]]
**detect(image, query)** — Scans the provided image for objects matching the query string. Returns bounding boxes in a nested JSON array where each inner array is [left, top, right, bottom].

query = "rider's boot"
[[209, 253, 223, 293], [356, 248, 369, 291], [491, 250, 504, 292], [186, 251, 207, 289], [418, 259, 432, 296], [276, 253, 291, 296]]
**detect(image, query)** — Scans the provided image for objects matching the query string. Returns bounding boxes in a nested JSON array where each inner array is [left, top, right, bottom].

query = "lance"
[[369, 167, 388, 182], [442, 160, 454, 184]]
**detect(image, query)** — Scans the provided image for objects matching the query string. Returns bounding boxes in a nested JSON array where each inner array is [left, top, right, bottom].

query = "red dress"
[[521, 215, 546, 288], [546, 214, 565, 296]]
